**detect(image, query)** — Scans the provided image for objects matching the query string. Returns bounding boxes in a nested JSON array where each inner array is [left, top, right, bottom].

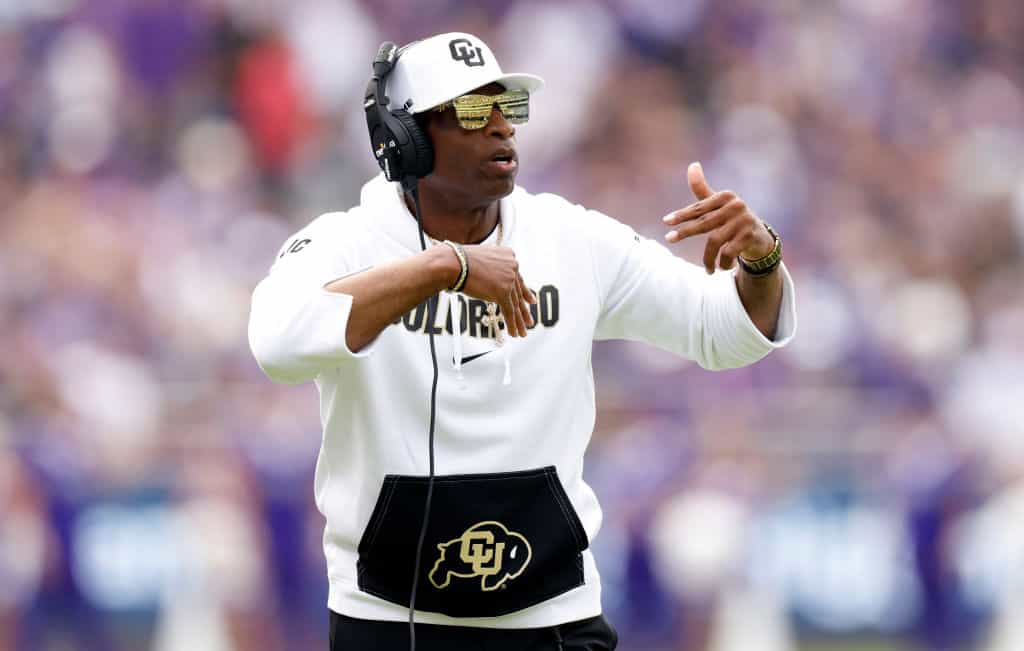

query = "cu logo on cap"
[[449, 38, 485, 67]]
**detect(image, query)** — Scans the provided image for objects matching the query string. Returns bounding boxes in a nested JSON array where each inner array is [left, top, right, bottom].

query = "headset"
[[364, 41, 434, 193], [364, 41, 439, 651]]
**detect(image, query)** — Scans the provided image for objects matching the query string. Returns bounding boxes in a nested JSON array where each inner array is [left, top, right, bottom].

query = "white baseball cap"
[[386, 32, 545, 114]]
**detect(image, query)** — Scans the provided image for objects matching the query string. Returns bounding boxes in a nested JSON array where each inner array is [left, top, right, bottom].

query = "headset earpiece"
[[393, 109, 433, 178], [364, 41, 434, 192]]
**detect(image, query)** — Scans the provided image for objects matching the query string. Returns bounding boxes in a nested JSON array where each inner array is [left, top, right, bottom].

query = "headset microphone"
[[364, 41, 439, 651]]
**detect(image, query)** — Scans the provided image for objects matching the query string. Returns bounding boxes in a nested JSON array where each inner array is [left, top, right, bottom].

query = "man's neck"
[[404, 186, 500, 245]]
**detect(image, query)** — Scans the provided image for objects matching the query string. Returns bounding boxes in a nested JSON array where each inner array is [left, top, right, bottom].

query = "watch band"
[[738, 222, 782, 276]]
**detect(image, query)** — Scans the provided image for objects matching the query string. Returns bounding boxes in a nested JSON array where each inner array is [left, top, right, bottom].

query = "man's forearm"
[[326, 247, 459, 352], [735, 268, 783, 340]]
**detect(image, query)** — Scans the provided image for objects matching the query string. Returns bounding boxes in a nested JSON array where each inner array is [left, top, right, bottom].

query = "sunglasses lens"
[[451, 91, 530, 129], [497, 92, 529, 124], [455, 114, 490, 130]]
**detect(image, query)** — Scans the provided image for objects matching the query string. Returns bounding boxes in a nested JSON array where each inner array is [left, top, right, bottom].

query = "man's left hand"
[[661, 162, 774, 274]]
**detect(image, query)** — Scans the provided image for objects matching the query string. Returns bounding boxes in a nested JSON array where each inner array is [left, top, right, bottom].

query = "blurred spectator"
[[0, 445, 53, 651]]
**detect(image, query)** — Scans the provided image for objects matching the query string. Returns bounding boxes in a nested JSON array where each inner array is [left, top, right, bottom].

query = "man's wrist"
[[427, 245, 463, 292], [442, 241, 469, 292], [738, 223, 782, 276]]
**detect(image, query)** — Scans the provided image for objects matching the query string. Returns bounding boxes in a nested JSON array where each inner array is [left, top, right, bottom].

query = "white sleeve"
[[590, 210, 796, 370], [247, 213, 375, 385]]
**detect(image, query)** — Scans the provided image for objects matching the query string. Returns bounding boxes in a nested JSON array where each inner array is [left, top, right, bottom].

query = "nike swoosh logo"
[[458, 351, 493, 365]]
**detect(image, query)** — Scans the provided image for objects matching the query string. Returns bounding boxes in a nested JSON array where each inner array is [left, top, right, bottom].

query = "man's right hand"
[[459, 245, 536, 338]]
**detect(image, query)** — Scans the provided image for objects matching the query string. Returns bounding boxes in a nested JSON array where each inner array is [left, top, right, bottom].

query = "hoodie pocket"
[[356, 466, 589, 618]]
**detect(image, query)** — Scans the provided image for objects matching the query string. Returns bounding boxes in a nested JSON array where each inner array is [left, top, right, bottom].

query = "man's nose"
[[485, 106, 515, 138]]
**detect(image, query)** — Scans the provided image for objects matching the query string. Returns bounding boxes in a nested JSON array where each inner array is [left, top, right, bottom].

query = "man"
[[248, 32, 796, 650]]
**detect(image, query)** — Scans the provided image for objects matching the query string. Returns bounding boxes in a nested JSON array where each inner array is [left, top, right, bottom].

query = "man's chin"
[[485, 173, 517, 199], [424, 171, 516, 204]]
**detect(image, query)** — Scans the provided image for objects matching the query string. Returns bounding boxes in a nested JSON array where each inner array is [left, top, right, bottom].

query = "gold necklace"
[[481, 219, 504, 345]]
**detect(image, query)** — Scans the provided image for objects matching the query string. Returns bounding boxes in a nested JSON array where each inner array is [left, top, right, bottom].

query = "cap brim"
[[494, 72, 545, 94]]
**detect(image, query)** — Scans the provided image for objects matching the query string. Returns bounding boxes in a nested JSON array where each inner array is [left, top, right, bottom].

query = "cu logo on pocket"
[[428, 521, 532, 591], [449, 38, 485, 67]]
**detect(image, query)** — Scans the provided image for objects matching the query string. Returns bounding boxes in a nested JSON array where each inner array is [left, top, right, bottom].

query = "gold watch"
[[738, 222, 782, 276]]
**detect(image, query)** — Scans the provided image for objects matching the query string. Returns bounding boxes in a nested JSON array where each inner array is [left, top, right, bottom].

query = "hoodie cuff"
[[316, 287, 380, 359], [321, 265, 380, 358], [704, 262, 797, 367]]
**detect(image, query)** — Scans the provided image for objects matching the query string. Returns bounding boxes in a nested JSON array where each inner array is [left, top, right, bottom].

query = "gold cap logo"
[[428, 521, 532, 591]]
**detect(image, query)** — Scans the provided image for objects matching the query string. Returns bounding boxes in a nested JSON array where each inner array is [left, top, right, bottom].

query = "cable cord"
[[407, 185, 437, 651]]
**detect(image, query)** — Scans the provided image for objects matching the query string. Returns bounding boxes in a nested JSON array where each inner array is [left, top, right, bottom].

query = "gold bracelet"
[[443, 240, 469, 292], [738, 223, 782, 276]]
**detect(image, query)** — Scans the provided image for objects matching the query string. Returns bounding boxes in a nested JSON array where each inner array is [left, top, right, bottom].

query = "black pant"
[[329, 611, 618, 650]]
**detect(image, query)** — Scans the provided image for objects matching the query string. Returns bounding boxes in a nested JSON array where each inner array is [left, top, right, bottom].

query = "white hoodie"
[[248, 174, 796, 628]]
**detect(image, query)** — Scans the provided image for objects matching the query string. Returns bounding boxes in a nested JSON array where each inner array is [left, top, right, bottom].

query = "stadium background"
[[2, 0, 1024, 649]]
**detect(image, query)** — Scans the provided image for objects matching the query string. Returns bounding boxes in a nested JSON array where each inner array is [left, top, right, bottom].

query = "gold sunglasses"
[[433, 89, 530, 130]]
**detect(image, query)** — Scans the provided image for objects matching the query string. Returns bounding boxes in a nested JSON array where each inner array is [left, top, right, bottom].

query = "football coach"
[[249, 31, 796, 651]]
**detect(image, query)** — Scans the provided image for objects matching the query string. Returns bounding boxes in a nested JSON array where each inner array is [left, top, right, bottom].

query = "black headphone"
[[364, 42, 434, 193]]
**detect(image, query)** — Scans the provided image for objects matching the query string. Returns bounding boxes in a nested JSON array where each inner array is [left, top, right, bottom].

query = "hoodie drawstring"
[[449, 294, 466, 388], [499, 346, 511, 385]]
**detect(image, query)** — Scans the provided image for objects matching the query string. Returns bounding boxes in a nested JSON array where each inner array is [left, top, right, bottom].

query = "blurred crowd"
[[2, 0, 1024, 650]]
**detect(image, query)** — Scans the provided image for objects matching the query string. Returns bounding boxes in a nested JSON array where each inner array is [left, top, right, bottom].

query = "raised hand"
[[662, 162, 775, 274], [460, 245, 536, 338]]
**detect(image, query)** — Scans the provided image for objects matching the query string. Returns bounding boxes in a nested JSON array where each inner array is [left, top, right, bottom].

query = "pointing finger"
[[687, 161, 714, 200], [662, 190, 735, 226], [664, 199, 744, 243]]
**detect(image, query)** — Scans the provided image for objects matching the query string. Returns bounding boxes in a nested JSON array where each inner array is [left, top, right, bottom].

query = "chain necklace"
[[429, 217, 505, 345]]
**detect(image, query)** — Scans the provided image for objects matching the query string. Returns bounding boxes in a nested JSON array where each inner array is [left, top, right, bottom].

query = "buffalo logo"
[[428, 521, 531, 591], [449, 38, 485, 67]]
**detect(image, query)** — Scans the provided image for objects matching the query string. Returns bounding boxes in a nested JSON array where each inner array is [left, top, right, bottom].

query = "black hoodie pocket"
[[356, 466, 589, 618]]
